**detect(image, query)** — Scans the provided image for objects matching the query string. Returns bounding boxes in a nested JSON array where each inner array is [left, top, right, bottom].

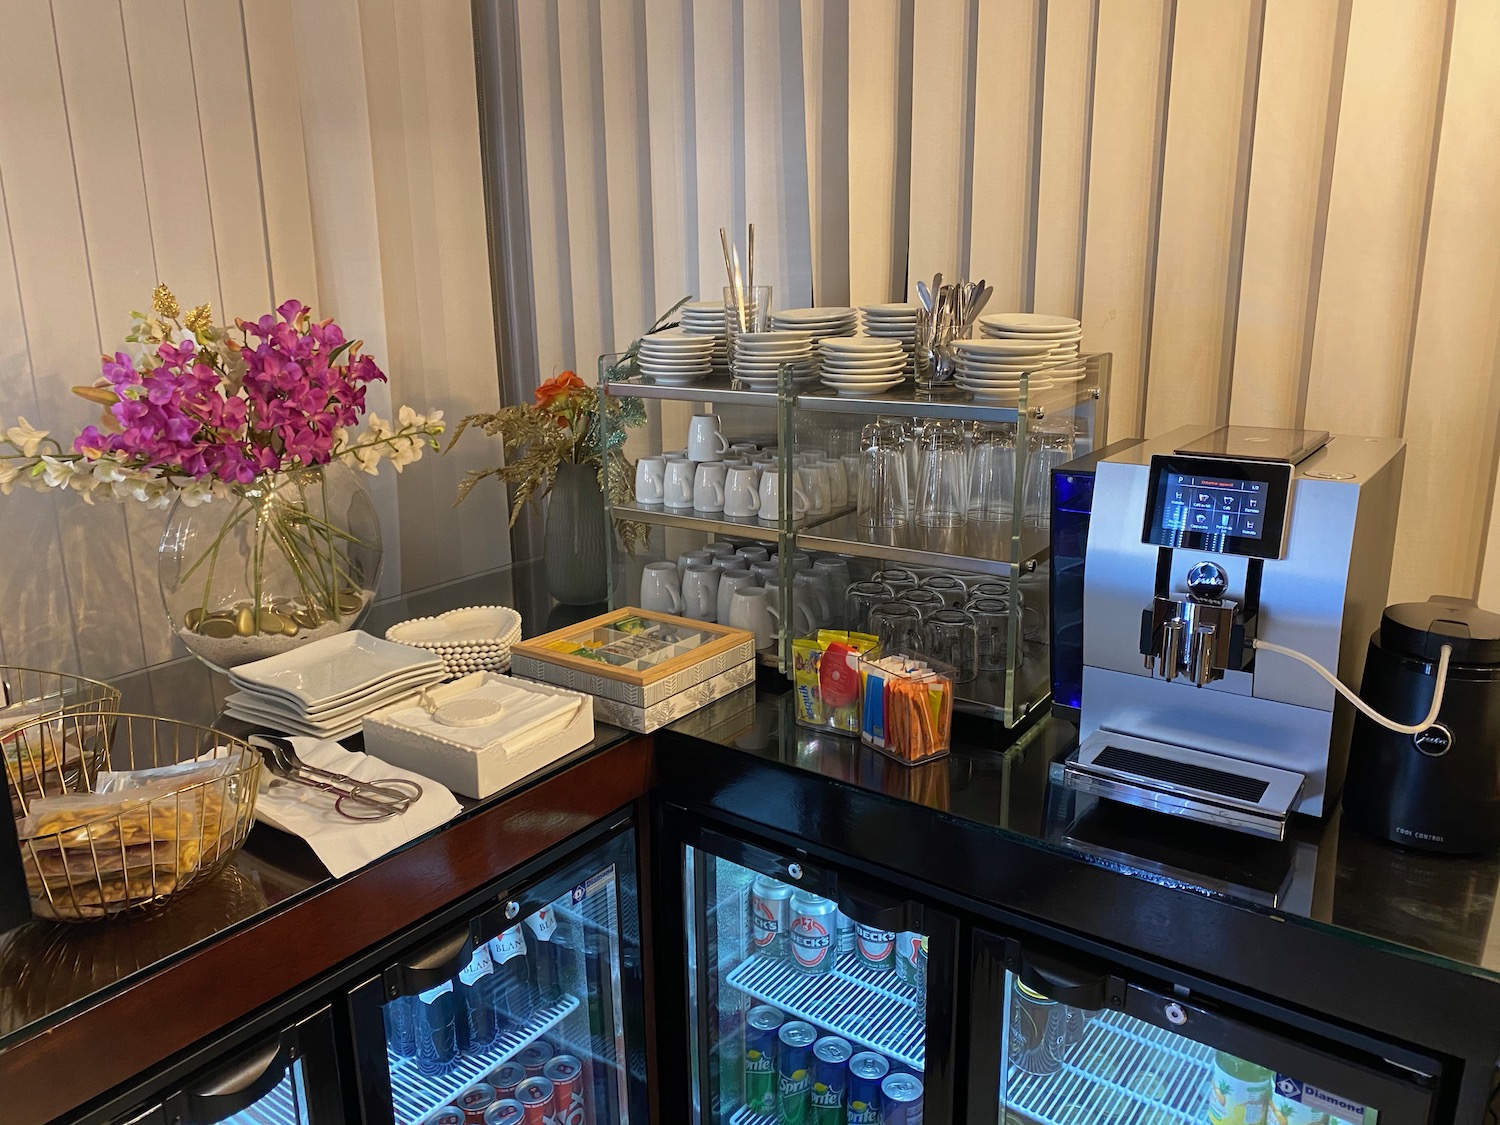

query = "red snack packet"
[[820, 642, 860, 708]]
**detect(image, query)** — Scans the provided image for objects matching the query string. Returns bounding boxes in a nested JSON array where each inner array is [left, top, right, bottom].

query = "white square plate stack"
[[731, 330, 815, 389], [384, 605, 524, 678], [226, 631, 447, 740], [860, 303, 922, 376], [977, 312, 1085, 381], [637, 328, 714, 386], [818, 335, 908, 396], [678, 301, 731, 373]]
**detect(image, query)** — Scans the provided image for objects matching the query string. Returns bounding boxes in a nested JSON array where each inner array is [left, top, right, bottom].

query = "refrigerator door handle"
[[1003, 938, 1125, 1011], [835, 880, 924, 933], [165, 1031, 295, 1124], [383, 919, 481, 996]]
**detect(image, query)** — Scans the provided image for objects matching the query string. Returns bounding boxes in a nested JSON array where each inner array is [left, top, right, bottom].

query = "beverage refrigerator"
[[346, 824, 649, 1125], [670, 820, 960, 1125], [111, 1005, 345, 1124]]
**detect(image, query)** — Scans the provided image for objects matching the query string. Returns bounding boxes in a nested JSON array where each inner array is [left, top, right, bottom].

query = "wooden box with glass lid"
[[596, 336, 1110, 727]]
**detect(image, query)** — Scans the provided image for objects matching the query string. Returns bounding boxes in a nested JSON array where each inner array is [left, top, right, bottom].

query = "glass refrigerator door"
[[973, 932, 1438, 1125], [349, 827, 646, 1125], [682, 826, 957, 1125]]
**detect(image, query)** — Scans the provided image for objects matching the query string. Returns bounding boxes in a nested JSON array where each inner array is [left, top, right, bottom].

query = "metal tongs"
[[250, 734, 423, 821]]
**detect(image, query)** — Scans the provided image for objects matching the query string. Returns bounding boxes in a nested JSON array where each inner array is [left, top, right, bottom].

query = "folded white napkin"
[[253, 737, 461, 878], [380, 677, 582, 753]]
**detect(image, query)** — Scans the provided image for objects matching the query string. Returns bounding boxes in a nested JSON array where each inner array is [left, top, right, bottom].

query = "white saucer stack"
[[952, 338, 1061, 398], [859, 303, 921, 375], [818, 336, 907, 396], [772, 307, 858, 374], [226, 631, 447, 740], [385, 605, 524, 678], [977, 312, 1084, 381], [637, 329, 714, 386], [679, 301, 731, 373], [732, 331, 815, 389]]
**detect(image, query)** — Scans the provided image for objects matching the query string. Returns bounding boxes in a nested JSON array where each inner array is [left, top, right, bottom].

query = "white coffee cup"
[[736, 545, 771, 565], [693, 461, 728, 512], [635, 456, 665, 505], [704, 541, 738, 558], [717, 569, 761, 625], [729, 441, 759, 456], [677, 548, 714, 577], [687, 413, 729, 462], [817, 458, 848, 507], [724, 466, 762, 518], [640, 561, 681, 614], [758, 466, 808, 523], [681, 564, 720, 621], [664, 458, 696, 508], [799, 463, 832, 517], [728, 586, 778, 650]]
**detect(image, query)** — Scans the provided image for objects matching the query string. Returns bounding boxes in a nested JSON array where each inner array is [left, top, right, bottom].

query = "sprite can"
[[880, 1072, 924, 1125], [776, 1020, 817, 1125], [744, 1006, 784, 1115], [846, 1052, 888, 1125], [810, 1036, 852, 1125]]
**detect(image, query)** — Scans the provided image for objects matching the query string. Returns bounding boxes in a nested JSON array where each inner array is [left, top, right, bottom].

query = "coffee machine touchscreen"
[[1142, 456, 1290, 559]]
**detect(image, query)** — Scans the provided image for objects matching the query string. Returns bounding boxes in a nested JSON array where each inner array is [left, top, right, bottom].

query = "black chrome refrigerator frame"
[[655, 800, 1443, 1125]]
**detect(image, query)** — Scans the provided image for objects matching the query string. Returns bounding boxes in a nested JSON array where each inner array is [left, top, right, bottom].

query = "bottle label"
[[751, 896, 782, 949], [458, 944, 494, 986], [416, 979, 453, 1005], [1209, 1065, 1273, 1125], [490, 926, 528, 964], [856, 926, 894, 961], [524, 907, 558, 942], [811, 1081, 843, 1109], [791, 915, 833, 969]]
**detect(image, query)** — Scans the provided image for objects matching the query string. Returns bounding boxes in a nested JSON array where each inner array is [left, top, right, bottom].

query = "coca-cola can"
[[482, 1101, 526, 1125], [514, 1076, 554, 1125], [456, 1082, 496, 1123], [489, 1061, 527, 1101], [542, 1054, 586, 1125]]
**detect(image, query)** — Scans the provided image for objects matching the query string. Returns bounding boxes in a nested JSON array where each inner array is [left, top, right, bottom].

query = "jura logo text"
[[1412, 722, 1452, 757]]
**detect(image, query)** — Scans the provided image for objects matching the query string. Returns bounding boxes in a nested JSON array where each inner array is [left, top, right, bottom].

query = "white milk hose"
[[1251, 638, 1453, 735]]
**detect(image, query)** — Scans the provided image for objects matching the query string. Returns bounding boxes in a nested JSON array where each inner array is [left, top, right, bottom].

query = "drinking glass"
[[845, 581, 894, 635], [1023, 424, 1076, 530], [915, 419, 969, 529], [724, 284, 773, 367], [869, 602, 923, 656], [872, 567, 919, 596], [967, 595, 1010, 672], [972, 580, 1011, 601], [969, 422, 1017, 522], [901, 587, 947, 622], [921, 574, 968, 609], [923, 608, 979, 682], [857, 418, 910, 529]]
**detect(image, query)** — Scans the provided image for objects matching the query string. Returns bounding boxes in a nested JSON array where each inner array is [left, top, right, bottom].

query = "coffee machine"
[[1059, 425, 1404, 840]]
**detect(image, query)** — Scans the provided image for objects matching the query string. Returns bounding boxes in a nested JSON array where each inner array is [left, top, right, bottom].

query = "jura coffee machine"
[[1060, 425, 1405, 840]]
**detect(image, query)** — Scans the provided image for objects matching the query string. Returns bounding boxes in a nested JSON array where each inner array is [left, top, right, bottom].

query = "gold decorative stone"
[[336, 591, 363, 615], [184, 608, 206, 632], [257, 610, 289, 635], [234, 606, 256, 637], [199, 617, 237, 639]]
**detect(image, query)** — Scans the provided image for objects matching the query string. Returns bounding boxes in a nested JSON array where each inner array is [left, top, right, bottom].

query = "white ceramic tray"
[[229, 632, 444, 709]]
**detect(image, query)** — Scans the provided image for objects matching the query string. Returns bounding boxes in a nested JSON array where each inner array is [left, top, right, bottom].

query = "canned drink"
[[517, 1042, 552, 1076], [846, 1051, 889, 1125], [489, 1061, 527, 1100], [855, 924, 895, 971], [1062, 1005, 1093, 1049], [789, 892, 838, 975], [1009, 981, 1065, 1076], [880, 1072, 925, 1125], [810, 1036, 852, 1125], [426, 1110, 464, 1125], [894, 932, 924, 989], [456, 1082, 496, 1123], [916, 936, 929, 1004], [752, 876, 795, 958], [777, 1020, 818, 1125], [836, 911, 855, 955], [745, 1005, 785, 1114], [513, 1076, 553, 1125], [543, 1055, 585, 1125], [482, 1102, 526, 1125]]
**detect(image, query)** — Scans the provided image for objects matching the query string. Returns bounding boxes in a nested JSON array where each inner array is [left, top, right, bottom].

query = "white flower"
[[397, 404, 418, 428], [5, 417, 48, 457], [350, 443, 383, 475], [365, 412, 395, 440], [177, 479, 219, 508], [90, 460, 128, 485], [40, 456, 79, 489], [0, 462, 20, 495]]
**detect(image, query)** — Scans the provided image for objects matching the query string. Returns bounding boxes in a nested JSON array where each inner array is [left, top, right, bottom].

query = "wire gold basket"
[[14, 714, 262, 922], [1, 667, 122, 818]]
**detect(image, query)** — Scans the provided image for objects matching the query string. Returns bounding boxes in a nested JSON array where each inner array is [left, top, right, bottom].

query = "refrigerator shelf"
[[388, 993, 581, 1125], [1006, 1009, 1213, 1125], [727, 1105, 775, 1125], [724, 950, 926, 1070]]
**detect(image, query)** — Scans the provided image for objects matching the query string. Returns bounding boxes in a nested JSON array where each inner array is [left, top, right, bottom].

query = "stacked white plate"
[[977, 312, 1085, 380], [818, 335, 907, 396], [860, 303, 921, 375], [637, 328, 714, 386], [226, 631, 447, 740], [385, 605, 523, 678], [772, 307, 858, 375], [732, 331, 815, 388], [679, 301, 731, 373], [953, 338, 1060, 398]]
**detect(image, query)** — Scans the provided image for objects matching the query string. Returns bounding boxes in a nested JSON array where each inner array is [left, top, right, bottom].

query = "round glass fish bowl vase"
[[158, 461, 383, 672]]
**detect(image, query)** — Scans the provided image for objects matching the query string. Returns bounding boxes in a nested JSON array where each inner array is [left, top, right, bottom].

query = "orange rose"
[[534, 370, 586, 408]]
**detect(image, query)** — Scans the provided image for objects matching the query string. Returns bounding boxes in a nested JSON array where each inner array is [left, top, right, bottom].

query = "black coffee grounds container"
[[1344, 595, 1500, 854]]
